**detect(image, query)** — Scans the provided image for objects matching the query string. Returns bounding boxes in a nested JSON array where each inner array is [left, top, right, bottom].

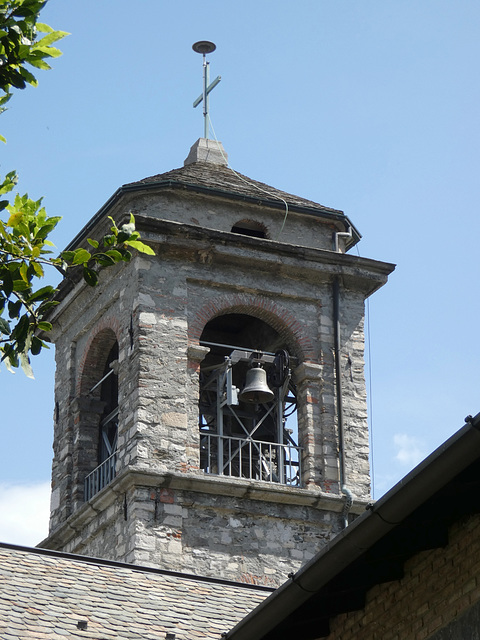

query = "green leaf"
[[117, 231, 130, 243], [0, 317, 10, 335], [19, 351, 34, 378], [87, 238, 99, 249], [4, 349, 19, 370], [102, 234, 116, 246], [7, 209, 24, 227], [72, 248, 91, 265], [104, 249, 123, 261], [37, 321, 52, 332], [34, 30, 69, 47], [31, 335, 43, 355], [37, 300, 59, 313], [12, 279, 29, 291], [19, 66, 38, 86], [2, 270, 13, 297], [34, 45, 63, 58], [92, 252, 115, 267], [35, 223, 56, 239], [60, 250, 75, 262], [127, 240, 155, 255], [11, 313, 29, 344], [36, 23, 54, 33], [19, 261, 28, 282], [8, 299, 22, 319], [26, 285, 55, 303], [108, 216, 118, 235], [83, 265, 98, 287], [32, 261, 44, 277], [27, 58, 51, 70]]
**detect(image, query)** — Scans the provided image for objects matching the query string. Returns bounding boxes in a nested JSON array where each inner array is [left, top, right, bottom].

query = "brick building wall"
[[327, 513, 480, 640]]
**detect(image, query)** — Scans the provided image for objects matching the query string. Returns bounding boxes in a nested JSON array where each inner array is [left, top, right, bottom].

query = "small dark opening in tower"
[[231, 219, 268, 239]]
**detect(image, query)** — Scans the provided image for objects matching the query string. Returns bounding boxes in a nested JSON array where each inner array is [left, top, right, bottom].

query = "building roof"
[[225, 412, 480, 640], [0, 543, 271, 640], [66, 141, 359, 252], [125, 160, 344, 217]]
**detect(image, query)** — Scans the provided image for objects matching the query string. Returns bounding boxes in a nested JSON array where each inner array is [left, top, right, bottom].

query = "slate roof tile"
[[125, 161, 343, 215], [0, 544, 270, 640]]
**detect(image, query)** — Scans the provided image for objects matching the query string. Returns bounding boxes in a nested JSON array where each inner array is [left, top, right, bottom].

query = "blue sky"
[[1, 0, 480, 545]]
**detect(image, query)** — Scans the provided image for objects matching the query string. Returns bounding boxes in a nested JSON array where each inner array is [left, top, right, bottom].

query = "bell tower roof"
[[66, 140, 361, 254], [120, 140, 360, 248], [127, 140, 342, 217]]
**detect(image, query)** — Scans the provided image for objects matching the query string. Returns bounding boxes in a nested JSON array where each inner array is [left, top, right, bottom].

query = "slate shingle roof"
[[0, 543, 271, 640], [125, 162, 344, 216]]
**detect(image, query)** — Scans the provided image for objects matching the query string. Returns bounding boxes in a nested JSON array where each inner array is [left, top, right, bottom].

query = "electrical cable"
[[207, 115, 290, 240]]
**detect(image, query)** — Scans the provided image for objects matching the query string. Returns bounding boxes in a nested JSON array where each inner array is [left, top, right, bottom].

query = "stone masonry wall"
[[48, 232, 372, 527], [339, 288, 370, 498], [129, 190, 339, 254], [57, 482, 345, 588], [49, 262, 136, 529], [327, 513, 480, 640], [45, 186, 392, 582]]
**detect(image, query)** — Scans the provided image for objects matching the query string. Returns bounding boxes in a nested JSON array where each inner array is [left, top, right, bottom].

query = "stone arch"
[[73, 324, 120, 505], [194, 296, 315, 488], [188, 293, 315, 362], [78, 323, 120, 396]]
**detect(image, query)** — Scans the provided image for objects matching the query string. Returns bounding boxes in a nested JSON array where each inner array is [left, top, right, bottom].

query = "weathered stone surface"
[[42, 156, 394, 586]]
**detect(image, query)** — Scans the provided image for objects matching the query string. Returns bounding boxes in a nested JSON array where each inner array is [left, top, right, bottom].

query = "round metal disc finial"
[[192, 40, 216, 55]]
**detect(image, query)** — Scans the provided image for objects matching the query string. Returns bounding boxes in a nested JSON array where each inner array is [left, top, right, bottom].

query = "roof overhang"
[[225, 412, 480, 640], [65, 180, 361, 252]]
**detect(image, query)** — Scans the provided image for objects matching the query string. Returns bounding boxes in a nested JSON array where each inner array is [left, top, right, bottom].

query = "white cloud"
[[393, 433, 426, 467], [0, 481, 50, 547]]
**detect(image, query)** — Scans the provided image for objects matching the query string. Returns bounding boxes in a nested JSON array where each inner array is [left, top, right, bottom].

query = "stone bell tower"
[[41, 139, 394, 587]]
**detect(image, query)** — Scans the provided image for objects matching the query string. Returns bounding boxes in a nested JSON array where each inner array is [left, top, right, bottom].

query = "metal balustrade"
[[84, 452, 117, 501], [200, 433, 301, 486]]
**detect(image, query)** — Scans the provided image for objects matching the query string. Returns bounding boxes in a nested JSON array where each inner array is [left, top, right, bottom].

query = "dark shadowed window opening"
[[231, 220, 268, 239], [84, 341, 119, 501], [199, 314, 300, 486], [99, 342, 119, 464]]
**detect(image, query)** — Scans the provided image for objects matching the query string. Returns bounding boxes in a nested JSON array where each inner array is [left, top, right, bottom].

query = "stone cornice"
[[41, 467, 370, 551]]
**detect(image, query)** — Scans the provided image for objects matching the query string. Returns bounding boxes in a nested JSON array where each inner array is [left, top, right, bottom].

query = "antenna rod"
[[192, 41, 221, 140], [202, 52, 209, 138]]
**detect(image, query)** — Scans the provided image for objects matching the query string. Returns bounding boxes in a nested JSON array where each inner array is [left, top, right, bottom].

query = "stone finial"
[[184, 138, 228, 166]]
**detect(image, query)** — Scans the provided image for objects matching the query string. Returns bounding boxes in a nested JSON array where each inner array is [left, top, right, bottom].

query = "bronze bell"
[[239, 365, 274, 404]]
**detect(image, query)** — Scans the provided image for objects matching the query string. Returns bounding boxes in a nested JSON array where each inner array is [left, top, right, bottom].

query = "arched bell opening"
[[77, 329, 119, 502], [199, 313, 300, 486]]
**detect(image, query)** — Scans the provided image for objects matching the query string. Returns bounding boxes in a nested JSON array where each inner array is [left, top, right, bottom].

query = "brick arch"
[[188, 293, 315, 361], [77, 321, 120, 396]]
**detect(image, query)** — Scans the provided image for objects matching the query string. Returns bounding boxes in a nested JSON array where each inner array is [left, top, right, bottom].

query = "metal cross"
[[192, 41, 221, 139]]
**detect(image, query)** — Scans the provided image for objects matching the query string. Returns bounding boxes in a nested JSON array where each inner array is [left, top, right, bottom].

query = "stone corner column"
[[293, 362, 325, 489]]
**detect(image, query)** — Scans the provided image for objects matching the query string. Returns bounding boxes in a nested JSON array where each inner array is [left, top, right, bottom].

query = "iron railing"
[[200, 433, 301, 486], [84, 452, 117, 501]]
